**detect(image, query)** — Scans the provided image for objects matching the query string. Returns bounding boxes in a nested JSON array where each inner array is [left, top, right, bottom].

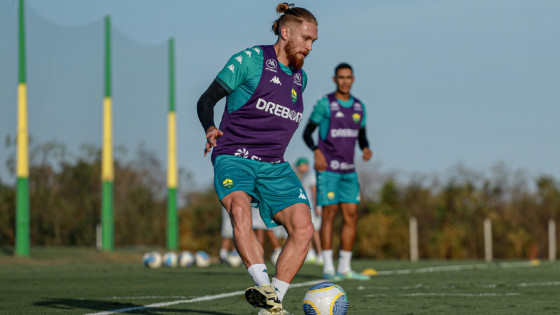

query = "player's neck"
[[274, 43, 290, 67], [335, 90, 351, 101]]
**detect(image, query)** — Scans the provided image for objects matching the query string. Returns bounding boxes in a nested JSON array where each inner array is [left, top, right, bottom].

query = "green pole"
[[167, 38, 178, 250], [15, 0, 30, 257], [101, 15, 114, 251]]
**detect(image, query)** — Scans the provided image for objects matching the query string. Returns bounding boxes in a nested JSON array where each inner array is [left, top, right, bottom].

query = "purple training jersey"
[[212, 45, 304, 163], [318, 93, 364, 173]]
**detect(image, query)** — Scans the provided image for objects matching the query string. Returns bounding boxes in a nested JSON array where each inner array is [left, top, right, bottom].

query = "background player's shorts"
[[214, 155, 310, 228], [251, 206, 267, 230], [316, 170, 360, 206], [221, 207, 233, 239]]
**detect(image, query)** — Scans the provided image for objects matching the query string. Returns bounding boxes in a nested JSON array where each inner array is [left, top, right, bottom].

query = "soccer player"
[[295, 157, 323, 265], [197, 3, 318, 314], [302, 63, 372, 281]]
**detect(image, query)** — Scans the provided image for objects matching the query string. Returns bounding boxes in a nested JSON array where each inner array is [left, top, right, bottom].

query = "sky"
[[1, 0, 559, 190]]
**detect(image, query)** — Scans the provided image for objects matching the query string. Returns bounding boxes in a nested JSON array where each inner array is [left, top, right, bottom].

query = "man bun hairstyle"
[[272, 3, 318, 36], [335, 62, 353, 76]]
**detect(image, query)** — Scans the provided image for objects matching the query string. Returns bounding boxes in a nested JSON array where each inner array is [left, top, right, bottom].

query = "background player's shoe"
[[258, 308, 293, 315], [337, 270, 370, 280], [245, 283, 282, 311], [322, 271, 342, 281]]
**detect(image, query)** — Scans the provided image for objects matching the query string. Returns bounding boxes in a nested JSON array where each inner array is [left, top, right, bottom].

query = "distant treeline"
[[1, 140, 558, 259]]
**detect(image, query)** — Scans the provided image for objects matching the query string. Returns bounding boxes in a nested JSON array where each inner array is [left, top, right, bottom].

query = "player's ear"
[[332, 76, 336, 84], [281, 25, 290, 40]]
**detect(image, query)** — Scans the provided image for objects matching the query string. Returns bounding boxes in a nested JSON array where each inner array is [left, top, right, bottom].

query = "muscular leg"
[[273, 203, 314, 283], [339, 203, 359, 251], [221, 191, 265, 267]]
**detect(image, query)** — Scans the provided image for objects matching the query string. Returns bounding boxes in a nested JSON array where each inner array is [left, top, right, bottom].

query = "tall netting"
[[0, 0, 169, 246], [0, 0, 18, 180]]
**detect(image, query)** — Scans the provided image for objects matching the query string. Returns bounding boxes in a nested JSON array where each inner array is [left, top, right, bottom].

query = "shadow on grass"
[[34, 298, 232, 314]]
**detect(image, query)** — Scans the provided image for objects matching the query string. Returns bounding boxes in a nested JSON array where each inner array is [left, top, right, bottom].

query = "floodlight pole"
[[15, 0, 30, 257], [167, 37, 178, 250], [101, 15, 114, 251]]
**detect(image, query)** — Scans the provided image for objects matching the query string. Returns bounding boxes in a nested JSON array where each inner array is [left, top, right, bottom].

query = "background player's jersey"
[[215, 46, 307, 113], [312, 93, 366, 173], [310, 94, 367, 140]]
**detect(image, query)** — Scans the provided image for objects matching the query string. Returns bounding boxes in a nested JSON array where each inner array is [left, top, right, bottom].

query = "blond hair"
[[272, 3, 318, 36]]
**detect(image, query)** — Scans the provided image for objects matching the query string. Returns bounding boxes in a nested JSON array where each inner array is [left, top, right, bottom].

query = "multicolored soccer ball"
[[303, 282, 348, 315], [162, 252, 178, 267], [178, 251, 195, 267], [195, 250, 211, 267], [142, 251, 162, 269]]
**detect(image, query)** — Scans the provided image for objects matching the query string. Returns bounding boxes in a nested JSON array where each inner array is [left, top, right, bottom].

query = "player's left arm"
[[359, 103, 372, 161]]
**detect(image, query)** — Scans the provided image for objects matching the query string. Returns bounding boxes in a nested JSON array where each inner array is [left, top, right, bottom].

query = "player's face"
[[285, 21, 318, 70], [298, 163, 309, 174], [333, 68, 354, 95]]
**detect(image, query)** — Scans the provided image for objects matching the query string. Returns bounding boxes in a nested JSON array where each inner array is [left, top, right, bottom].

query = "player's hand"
[[204, 126, 223, 157], [362, 147, 373, 161], [314, 148, 327, 171]]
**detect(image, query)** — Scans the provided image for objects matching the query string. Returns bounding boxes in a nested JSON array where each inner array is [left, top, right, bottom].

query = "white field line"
[[365, 292, 521, 297], [84, 261, 538, 315]]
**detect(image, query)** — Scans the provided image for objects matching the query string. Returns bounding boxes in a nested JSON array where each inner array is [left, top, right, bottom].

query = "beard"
[[284, 40, 307, 70]]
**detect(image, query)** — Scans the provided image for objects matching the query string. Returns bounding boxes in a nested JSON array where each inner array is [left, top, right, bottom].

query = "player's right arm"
[[303, 97, 329, 170], [197, 48, 258, 156]]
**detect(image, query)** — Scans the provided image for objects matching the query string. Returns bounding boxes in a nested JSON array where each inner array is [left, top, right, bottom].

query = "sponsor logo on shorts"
[[327, 191, 335, 200], [255, 98, 302, 123], [223, 178, 234, 189]]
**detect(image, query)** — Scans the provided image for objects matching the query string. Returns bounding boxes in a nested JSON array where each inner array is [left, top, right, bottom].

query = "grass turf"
[[1, 247, 559, 314]]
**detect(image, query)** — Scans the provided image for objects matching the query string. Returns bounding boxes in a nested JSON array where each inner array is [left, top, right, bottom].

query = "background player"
[[303, 62, 372, 281]]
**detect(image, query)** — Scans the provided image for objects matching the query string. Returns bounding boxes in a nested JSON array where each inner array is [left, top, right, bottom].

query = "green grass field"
[[1, 247, 559, 314]]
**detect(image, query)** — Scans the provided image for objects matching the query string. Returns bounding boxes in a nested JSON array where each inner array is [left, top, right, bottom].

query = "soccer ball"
[[195, 250, 211, 267], [162, 252, 178, 268], [303, 282, 348, 315], [227, 250, 243, 267], [178, 251, 195, 267], [142, 251, 162, 269]]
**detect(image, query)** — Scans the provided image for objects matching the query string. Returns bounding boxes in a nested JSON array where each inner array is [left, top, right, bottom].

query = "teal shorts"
[[316, 170, 360, 206], [213, 155, 310, 228]]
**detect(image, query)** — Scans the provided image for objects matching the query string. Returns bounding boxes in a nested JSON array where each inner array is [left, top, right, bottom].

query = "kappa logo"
[[294, 73, 302, 86], [235, 56, 243, 64], [244, 50, 252, 57], [253, 47, 261, 55], [265, 59, 278, 72], [227, 64, 235, 73], [298, 189, 307, 200], [270, 76, 282, 85], [335, 111, 345, 118]]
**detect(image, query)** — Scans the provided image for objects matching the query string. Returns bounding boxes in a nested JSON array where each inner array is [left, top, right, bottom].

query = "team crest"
[[327, 191, 335, 200], [352, 113, 361, 124], [291, 88, 297, 103], [222, 178, 234, 189]]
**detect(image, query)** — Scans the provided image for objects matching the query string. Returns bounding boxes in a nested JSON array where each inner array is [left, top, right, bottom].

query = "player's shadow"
[[34, 298, 233, 314]]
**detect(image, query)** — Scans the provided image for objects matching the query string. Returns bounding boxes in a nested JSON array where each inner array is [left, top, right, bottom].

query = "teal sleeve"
[[215, 47, 263, 94], [309, 96, 329, 124], [302, 70, 308, 92]]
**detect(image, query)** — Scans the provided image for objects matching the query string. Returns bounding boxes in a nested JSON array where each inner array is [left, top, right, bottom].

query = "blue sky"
[[1, 0, 559, 189]]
